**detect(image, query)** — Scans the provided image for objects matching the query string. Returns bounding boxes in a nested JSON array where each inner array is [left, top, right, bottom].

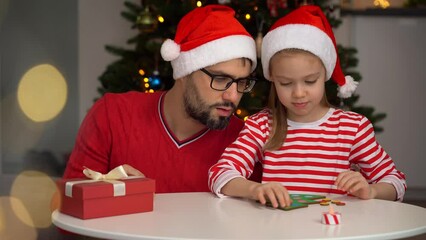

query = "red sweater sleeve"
[[63, 97, 111, 178]]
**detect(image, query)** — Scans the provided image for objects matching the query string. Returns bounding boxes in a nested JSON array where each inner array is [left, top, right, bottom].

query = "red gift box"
[[57, 177, 155, 219]]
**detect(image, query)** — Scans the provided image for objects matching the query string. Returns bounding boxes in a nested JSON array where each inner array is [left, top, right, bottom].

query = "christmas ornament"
[[148, 70, 162, 90], [136, 6, 158, 33]]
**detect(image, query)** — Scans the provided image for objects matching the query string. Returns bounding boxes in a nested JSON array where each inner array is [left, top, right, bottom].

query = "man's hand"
[[122, 164, 145, 177]]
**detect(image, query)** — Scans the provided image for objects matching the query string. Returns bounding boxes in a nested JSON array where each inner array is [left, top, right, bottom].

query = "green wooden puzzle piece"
[[265, 201, 308, 211], [263, 194, 326, 211], [290, 194, 326, 205]]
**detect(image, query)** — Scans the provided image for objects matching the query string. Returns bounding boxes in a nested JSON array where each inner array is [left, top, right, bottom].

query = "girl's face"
[[270, 50, 328, 123]]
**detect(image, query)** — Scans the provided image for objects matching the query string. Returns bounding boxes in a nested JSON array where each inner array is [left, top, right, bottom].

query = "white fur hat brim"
[[168, 35, 257, 80], [261, 24, 336, 81]]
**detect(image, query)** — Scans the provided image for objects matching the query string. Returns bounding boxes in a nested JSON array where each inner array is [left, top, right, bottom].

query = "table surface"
[[52, 192, 426, 240]]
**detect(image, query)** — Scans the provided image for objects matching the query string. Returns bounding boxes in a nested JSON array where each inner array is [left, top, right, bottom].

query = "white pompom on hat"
[[160, 5, 257, 80], [261, 5, 358, 98], [161, 39, 180, 61]]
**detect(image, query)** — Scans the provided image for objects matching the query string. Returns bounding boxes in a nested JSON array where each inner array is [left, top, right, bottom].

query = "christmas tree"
[[98, 0, 386, 132]]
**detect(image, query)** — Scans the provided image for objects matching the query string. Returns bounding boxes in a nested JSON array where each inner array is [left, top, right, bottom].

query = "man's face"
[[183, 58, 252, 130]]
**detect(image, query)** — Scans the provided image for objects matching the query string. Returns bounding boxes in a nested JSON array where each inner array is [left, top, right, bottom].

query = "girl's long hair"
[[264, 82, 287, 151]]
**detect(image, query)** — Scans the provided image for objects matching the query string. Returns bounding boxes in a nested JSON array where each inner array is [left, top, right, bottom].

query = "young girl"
[[208, 5, 406, 208]]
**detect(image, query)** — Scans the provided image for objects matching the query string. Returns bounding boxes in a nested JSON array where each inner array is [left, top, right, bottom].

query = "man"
[[63, 5, 258, 193]]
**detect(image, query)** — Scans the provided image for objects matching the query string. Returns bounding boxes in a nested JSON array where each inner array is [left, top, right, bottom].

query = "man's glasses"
[[200, 68, 257, 93]]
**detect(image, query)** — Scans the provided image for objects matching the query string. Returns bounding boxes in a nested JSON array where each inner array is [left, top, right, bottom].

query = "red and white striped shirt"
[[209, 108, 406, 201]]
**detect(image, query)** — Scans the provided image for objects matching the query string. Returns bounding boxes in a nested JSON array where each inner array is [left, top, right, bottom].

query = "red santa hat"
[[161, 5, 257, 80], [261, 5, 358, 98]]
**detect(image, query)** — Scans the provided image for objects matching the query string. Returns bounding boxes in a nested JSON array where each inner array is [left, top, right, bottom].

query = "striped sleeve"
[[208, 111, 270, 197], [350, 116, 407, 201]]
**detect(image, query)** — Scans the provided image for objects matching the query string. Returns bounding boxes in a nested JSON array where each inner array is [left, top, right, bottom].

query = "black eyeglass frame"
[[200, 68, 257, 93]]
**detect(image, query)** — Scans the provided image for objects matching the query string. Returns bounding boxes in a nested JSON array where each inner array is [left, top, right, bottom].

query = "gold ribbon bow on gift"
[[83, 165, 128, 180], [65, 165, 130, 198]]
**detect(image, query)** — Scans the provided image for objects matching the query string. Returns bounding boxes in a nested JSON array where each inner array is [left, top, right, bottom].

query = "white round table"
[[52, 192, 426, 240]]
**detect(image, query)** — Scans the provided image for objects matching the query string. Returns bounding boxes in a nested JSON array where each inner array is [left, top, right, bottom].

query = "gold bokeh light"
[[17, 64, 67, 122], [10, 171, 57, 228], [0, 196, 37, 239]]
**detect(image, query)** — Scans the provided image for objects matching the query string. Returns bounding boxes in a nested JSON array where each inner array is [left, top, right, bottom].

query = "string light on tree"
[[143, 77, 150, 92], [139, 69, 149, 92], [236, 108, 249, 120], [374, 0, 390, 8], [157, 15, 165, 23]]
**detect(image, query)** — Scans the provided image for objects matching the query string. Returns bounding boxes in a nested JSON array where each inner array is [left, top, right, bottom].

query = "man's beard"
[[183, 79, 237, 130]]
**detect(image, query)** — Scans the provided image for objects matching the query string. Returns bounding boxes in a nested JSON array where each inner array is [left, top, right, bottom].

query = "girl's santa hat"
[[261, 5, 358, 98], [161, 5, 257, 80]]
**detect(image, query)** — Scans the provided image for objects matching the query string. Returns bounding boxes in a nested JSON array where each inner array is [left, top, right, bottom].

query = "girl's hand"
[[122, 164, 145, 177], [335, 170, 373, 199], [249, 182, 292, 208]]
